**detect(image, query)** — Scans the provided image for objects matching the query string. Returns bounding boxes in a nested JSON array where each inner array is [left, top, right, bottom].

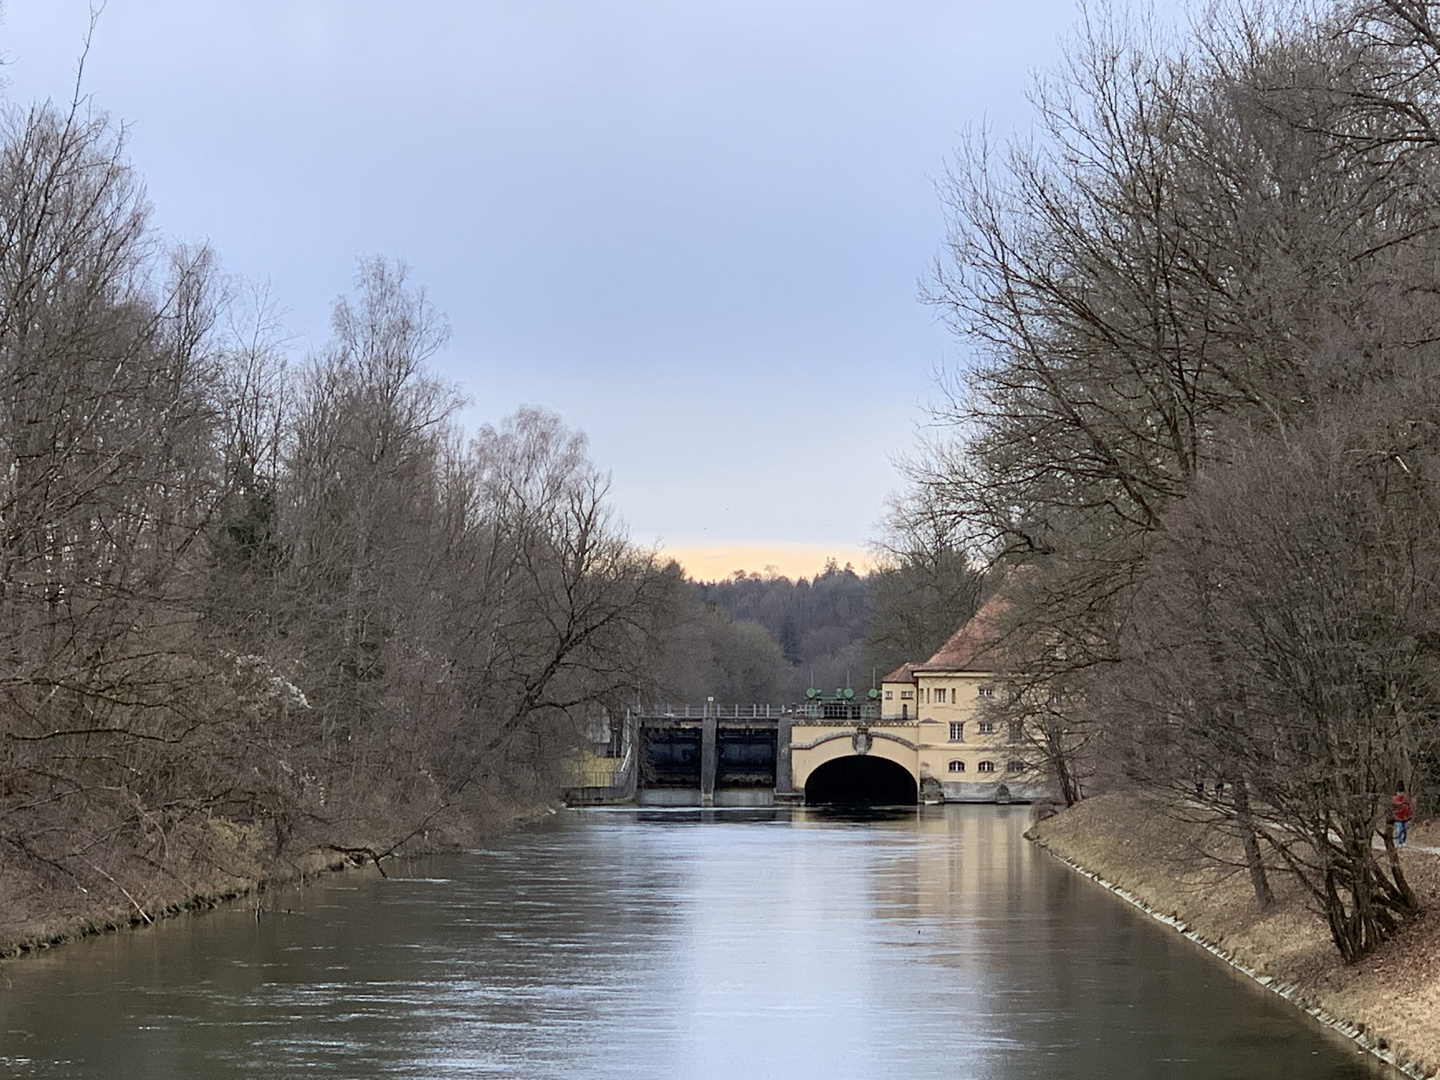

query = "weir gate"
[[566, 705, 795, 807], [638, 709, 787, 806]]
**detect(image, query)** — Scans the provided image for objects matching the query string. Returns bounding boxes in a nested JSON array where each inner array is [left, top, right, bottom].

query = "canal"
[[0, 805, 1396, 1079]]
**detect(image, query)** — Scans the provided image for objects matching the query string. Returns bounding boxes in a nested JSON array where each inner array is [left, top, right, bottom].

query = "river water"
[[0, 805, 1396, 1079]]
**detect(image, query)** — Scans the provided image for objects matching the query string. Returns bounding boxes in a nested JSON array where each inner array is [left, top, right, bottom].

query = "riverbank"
[[1029, 792, 1440, 1078], [0, 801, 553, 962]]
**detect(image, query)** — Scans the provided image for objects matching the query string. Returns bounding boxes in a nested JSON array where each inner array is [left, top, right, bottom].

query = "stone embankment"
[[1029, 793, 1440, 1079]]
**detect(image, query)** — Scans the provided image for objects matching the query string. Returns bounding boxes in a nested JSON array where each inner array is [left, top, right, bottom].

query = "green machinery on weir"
[[796, 684, 880, 722]]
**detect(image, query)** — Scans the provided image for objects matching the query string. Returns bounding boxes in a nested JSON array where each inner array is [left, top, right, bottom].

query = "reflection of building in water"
[[788, 808, 1041, 931], [889, 807, 1039, 925], [932, 807, 1042, 922], [791, 595, 1049, 804]]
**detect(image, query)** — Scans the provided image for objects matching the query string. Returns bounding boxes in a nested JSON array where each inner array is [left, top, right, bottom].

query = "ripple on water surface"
[[0, 805, 1402, 1079]]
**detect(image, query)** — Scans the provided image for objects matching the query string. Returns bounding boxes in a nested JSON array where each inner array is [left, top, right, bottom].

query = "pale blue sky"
[[0, 1, 1181, 576]]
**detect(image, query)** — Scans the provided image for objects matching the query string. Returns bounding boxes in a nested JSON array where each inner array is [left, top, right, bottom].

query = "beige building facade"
[[789, 596, 1048, 803]]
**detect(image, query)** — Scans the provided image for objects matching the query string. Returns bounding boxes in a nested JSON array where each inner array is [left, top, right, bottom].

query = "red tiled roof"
[[916, 594, 1008, 674], [880, 661, 919, 684]]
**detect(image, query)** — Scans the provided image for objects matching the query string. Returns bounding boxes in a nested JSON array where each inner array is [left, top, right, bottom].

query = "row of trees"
[[913, 0, 1440, 959], [0, 96, 680, 897]]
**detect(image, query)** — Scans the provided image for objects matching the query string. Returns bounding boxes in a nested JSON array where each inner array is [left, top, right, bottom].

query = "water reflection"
[[0, 805, 1397, 1079]]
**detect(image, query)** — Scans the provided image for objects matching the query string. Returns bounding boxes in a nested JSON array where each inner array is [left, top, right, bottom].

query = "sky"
[[0, 1, 1181, 581]]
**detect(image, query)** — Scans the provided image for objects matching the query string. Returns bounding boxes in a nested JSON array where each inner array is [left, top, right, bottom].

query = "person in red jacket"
[[1392, 782, 1415, 846]]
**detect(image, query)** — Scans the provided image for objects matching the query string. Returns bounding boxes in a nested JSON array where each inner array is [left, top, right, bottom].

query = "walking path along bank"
[[1028, 792, 1440, 1079]]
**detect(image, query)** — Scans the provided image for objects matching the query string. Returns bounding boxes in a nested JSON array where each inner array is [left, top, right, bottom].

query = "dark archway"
[[804, 755, 917, 805]]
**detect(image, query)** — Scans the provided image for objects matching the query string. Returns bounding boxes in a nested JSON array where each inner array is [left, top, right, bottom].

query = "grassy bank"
[[1029, 793, 1440, 1078]]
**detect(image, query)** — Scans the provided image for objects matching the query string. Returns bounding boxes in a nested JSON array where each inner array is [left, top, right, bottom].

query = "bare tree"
[[0, 98, 247, 888], [1111, 384, 1440, 956], [429, 407, 681, 801], [908, 0, 1440, 955], [0, 82, 687, 919], [866, 487, 987, 678]]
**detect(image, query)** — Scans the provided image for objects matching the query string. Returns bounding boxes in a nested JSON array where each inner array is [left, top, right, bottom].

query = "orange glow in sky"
[[660, 544, 874, 582]]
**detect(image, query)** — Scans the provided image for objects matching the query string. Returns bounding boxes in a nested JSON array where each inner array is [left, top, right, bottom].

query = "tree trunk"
[[1232, 780, 1274, 911]]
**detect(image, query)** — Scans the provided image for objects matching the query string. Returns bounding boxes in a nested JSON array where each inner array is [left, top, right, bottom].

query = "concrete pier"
[[700, 714, 718, 806], [774, 715, 796, 800]]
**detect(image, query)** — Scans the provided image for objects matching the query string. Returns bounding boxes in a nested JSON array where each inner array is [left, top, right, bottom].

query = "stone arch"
[[804, 754, 918, 805], [790, 731, 918, 792]]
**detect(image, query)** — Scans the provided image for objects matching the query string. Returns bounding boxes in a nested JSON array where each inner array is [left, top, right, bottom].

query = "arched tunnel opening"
[[804, 755, 917, 806]]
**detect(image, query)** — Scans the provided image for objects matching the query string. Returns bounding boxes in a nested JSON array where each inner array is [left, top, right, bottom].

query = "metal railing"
[[624, 701, 892, 721], [627, 703, 779, 719], [792, 700, 880, 721]]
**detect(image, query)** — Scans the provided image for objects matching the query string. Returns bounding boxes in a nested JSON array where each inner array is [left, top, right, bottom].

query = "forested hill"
[[652, 553, 986, 706], [697, 561, 870, 700]]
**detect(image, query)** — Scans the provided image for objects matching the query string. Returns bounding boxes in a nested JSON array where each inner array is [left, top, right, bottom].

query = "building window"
[[948, 760, 965, 773], [884, 691, 893, 700], [935, 688, 947, 704], [1008, 721, 1024, 744], [977, 721, 996, 735], [977, 760, 996, 773], [1008, 760, 1027, 773], [948, 722, 964, 742], [900, 691, 914, 700], [978, 686, 994, 698]]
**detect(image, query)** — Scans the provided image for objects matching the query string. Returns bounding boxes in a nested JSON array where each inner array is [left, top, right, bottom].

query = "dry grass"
[[0, 798, 545, 961], [1031, 792, 1440, 1076], [0, 821, 344, 955]]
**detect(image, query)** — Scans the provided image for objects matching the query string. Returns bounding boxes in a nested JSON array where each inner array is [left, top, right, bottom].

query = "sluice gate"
[[641, 724, 703, 788], [563, 704, 798, 807], [636, 713, 787, 806]]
